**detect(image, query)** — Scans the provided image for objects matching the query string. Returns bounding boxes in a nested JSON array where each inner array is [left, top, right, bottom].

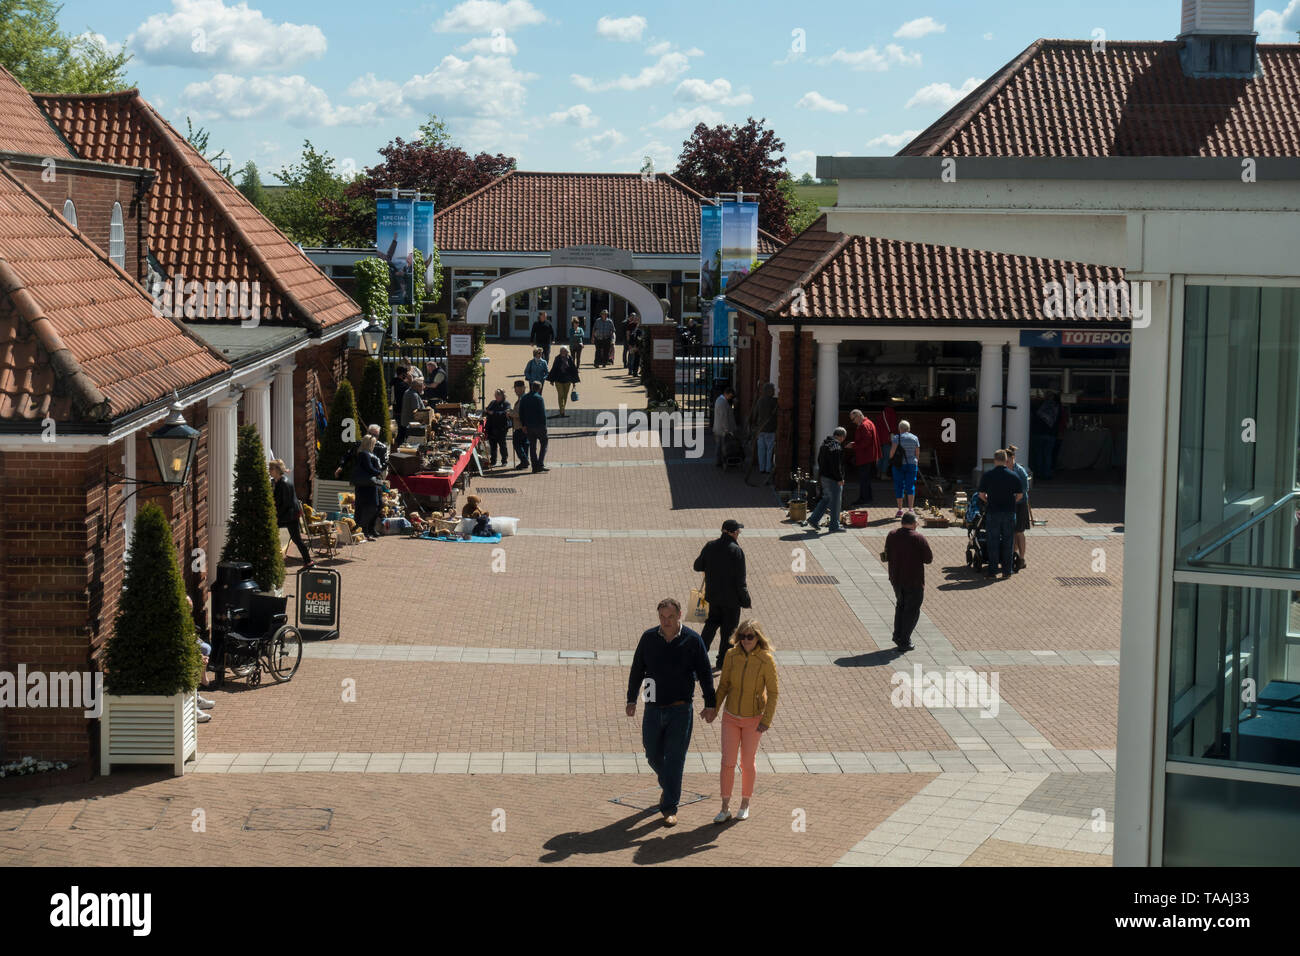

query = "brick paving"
[[6, 343, 1127, 866]]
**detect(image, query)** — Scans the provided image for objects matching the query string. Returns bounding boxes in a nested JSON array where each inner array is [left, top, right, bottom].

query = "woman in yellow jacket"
[[713, 619, 779, 822]]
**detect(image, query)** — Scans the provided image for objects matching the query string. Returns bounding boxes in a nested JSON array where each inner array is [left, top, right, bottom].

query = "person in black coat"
[[545, 346, 580, 417], [518, 381, 549, 473], [484, 388, 512, 467], [269, 460, 312, 566], [693, 518, 751, 670], [350, 435, 384, 540], [530, 312, 555, 362]]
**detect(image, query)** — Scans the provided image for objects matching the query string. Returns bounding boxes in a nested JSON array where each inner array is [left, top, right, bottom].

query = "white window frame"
[[109, 202, 126, 268], [62, 199, 77, 228]]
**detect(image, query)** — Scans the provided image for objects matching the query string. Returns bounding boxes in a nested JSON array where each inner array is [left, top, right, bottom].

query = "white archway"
[[464, 266, 665, 325]]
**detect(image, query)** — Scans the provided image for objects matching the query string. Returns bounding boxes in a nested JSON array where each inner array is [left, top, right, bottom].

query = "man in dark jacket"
[[518, 381, 549, 473], [392, 365, 411, 446], [884, 512, 933, 651], [510, 379, 529, 469], [692, 519, 751, 671], [978, 449, 1024, 579], [530, 312, 555, 362], [625, 597, 717, 826], [804, 427, 847, 533]]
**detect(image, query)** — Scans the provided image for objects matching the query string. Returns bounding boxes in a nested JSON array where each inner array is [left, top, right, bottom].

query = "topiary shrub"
[[319, 380, 358, 484], [357, 358, 392, 444], [105, 503, 202, 696], [221, 424, 285, 591]]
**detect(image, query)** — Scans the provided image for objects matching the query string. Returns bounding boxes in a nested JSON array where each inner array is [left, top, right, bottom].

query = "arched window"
[[62, 199, 77, 227], [109, 202, 126, 267]]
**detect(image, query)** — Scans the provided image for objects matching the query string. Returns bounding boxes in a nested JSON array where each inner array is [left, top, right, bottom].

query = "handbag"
[[687, 576, 709, 623], [890, 440, 905, 469]]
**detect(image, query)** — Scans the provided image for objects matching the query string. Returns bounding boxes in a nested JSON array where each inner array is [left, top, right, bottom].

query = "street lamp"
[[105, 393, 201, 528], [360, 317, 386, 357]]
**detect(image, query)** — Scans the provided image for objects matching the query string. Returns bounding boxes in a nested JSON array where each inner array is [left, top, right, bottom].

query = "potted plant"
[[101, 504, 203, 776], [787, 467, 812, 522], [221, 424, 285, 592]]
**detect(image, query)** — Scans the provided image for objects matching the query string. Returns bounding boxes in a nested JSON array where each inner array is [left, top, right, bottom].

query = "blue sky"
[[61, 0, 1300, 183]]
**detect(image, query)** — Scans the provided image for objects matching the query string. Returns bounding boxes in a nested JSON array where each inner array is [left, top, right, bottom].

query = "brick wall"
[[5, 163, 144, 283], [447, 322, 473, 393], [292, 338, 348, 501], [773, 328, 814, 491]]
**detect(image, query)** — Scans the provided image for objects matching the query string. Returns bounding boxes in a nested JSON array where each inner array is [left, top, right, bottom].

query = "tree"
[[0, 0, 130, 93], [357, 358, 392, 444], [797, 172, 815, 186], [221, 424, 284, 591], [236, 160, 268, 210], [185, 117, 228, 173], [673, 117, 796, 241], [105, 503, 202, 696], [417, 114, 452, 149], [319, 380, 359, 485], [780, 174, 821, 237], [269, 140, 366, 246]]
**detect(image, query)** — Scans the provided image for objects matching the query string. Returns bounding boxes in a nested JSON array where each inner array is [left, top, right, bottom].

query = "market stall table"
[[388, 426, 483, 505]]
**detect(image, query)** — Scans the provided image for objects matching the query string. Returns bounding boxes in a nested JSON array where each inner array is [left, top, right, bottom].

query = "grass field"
[[793, 183, 838, 207]]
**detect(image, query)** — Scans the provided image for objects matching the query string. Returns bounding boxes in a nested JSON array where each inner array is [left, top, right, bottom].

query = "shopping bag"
[[687, 577, 709, 623], [570, 390, 579, 402]]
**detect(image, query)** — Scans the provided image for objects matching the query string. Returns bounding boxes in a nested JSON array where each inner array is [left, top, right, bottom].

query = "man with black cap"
[[884, 511, 933, 652], [693, 519, 751, 671]]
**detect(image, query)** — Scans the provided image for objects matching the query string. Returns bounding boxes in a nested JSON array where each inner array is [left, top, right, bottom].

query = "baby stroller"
[[964, 494, 989, 571], [720, 431, 745, 471]]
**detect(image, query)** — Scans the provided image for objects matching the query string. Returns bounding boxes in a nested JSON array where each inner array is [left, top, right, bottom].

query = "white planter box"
[[313, 479, 354, 517], [100, 692, 198, 777]]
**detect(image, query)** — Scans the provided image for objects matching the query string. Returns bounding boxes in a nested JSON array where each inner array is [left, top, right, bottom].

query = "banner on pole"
[[377, 197, 415, 306], [720, 200, 758, 290], [699, 204, 722, 301]]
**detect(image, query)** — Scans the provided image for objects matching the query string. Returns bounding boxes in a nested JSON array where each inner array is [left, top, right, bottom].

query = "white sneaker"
[[196, 711, 212, 723], [735, 807, 750, 821], [197, 695, 215, 709], [714, 809, 732, 824]]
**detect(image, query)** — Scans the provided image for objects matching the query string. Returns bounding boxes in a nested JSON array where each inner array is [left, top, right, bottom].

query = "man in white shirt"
[[713, 387, 737, 466]]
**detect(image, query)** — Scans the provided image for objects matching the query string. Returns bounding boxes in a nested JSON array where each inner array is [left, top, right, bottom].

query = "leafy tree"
[[270, 140, 367, 246], [796, 172, 815, 186], [319, 380, 359, 485], [353, 257, 390, 323], [185, 116, 228, 173], [0, 0, 130, 93], [417, 114, 452, 148], [357, 359, 392, 444], [105, 503, 202, 696], [235, 160, 268, 210], [673, 117, 795, 241], [780, 174, 821, 237], [221, 424, 284, 591]]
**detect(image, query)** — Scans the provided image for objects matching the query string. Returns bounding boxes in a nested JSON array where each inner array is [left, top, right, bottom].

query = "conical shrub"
[[105, 503, 202, 696], [357, 358, 391, 444], [221, 424, 284, 590], [319, 380, 358, 482]]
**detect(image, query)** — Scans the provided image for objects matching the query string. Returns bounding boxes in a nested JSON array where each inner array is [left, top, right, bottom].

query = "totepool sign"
[[1020, 329, 1132, 349]]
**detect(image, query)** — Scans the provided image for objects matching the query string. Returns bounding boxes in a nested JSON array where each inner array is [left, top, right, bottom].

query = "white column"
[[976, 341, 1004, 479], [1005, 344, 1031, 461], [814, 337, 841, 449], [768, 328, 780, 387], [271, 363, 296, 476], [243, 379, 273, 460], [206, 396, 239, 583]]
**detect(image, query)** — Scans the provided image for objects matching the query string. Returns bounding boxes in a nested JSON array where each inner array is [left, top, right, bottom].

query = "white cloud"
[[572, 51, 689, 91], [182, 74, 381, 126], [614, 139, 675, 172], [549, 103, 599, 127], [905, 77, 979, 109], [674, 77, 752, 105], [788, 149, 816, 174], [684, 47, 704, 56], [647, 105, 723, 129], [129, 0, 326, 69], [796, 91, 848, 112], [823, 44, 920, 71], [646, 40, 671, 55], [894, 17, 945, 39], [456, 117, 528, 158], [347, 73, 407, 114], [866, 129, 921, 150], [1257, 1, 1300, 40], [434, 0, 545, 32], [399, 54, 535, 118], [575, 128, 627, 159], [983, 32, 994, 40], [458, 34, 519, 55], [597, 15, 647, 41]]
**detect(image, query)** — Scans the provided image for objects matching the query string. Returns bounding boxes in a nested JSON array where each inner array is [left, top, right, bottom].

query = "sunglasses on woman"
[[739, 633, 757, 641]]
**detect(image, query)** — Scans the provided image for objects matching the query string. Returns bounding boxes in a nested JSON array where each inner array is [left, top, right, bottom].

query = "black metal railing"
[[675, 345, 733, 416]]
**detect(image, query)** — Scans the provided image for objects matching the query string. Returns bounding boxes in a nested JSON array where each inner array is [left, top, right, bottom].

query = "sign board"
[[297, 567, 340, 632], [653, 338, 673, 360], [1020, 329, 1131, 349], [699, 205, 722, 300], [376, 198, 414, 305], [450, 334, 472, 356], [549, 245, 634, 270]]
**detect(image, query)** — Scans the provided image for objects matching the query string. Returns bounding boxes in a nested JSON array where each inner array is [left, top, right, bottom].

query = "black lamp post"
[[360, 317, 385, 357], [106, 393, 200, 528]]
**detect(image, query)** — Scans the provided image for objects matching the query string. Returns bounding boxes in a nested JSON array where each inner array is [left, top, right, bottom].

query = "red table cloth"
[[390, 427, 482, 499]]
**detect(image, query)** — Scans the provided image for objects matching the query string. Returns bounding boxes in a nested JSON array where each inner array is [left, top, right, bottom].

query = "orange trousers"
[[720, 711, 763, 799]]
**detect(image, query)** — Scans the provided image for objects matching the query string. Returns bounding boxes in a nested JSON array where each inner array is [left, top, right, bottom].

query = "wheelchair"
[[220, 592, 303, 687]]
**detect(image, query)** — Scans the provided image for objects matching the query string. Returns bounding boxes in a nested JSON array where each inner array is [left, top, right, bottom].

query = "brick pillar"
[[773, 328, 814, 491], [448, 322, 473, 397], [646, 325, 675, 403]]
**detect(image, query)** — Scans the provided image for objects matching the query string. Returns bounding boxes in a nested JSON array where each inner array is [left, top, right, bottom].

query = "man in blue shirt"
[[626, 598, 717, 826], [518, 381, 549, 473], [977, 449, 1024, 580]]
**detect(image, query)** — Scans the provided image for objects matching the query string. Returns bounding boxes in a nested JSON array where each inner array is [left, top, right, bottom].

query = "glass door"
[[510, 290, 532, 337], [568, 287, 590, 335]]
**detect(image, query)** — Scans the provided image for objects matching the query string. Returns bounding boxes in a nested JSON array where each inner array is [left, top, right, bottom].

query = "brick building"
[[0, 67, 363, 773]]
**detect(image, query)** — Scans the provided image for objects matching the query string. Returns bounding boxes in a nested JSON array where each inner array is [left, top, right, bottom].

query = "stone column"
[[1005, 344, 1031, 463], [206, 396, 239, 584], [243, 379, 274, 459], [768, 327, 780, 388], [976, 341, 1005, 481], [813, 336, 841, 451], [272, 363, 296, 476]]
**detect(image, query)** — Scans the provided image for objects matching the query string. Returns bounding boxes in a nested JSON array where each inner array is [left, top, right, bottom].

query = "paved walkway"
[[1, 343, 1122, 866]]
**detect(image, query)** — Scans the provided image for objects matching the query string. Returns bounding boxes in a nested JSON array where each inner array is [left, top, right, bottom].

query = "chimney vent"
[[1179, 0, 1258, 78]]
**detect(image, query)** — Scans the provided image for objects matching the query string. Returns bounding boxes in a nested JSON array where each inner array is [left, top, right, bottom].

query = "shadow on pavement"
[[539, 807, 662, 862], [834, 649, 902, 668], [936, 565, 997, 591]]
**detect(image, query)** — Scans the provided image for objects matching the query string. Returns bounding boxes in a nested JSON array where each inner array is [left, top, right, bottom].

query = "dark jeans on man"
[[539, 342, 552, 362], [628, 350, 640, 377], [1030, 435, 1055, 479], [700, 604, 741, 669], [529, 432, 549, 471], [856, 462, 873, 504], [985, 510, 1016, 575], [487, 433, 507, 466], [642, 702, 694, 816], [512, 429, 529, 467], [892, 583, 923, 647], [281, 519, 311, 563]]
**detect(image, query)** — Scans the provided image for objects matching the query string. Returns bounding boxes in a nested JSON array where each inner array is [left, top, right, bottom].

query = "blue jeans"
[[642, 703, 694, 815], [892, 462, 918, 500], [985, 510, 1016, 575], [512, 430, 529, 466], [757, 431, 775, 472], [807, 476, 843, 531]]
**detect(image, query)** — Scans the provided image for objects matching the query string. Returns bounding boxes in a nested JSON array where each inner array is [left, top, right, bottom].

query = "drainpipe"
[[792, 322, 802, 485]]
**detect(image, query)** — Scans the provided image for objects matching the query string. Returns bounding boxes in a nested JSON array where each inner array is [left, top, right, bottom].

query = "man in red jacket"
[[846, 409, 880, 506], [884, 512, 933, 652]]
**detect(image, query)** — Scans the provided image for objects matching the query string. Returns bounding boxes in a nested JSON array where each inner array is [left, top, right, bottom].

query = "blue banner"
[[711, 297, 730, 347], [720, 200, 758, 288], [376, 197, 414, 306], [413, 200, 435, 260], [699, 204, 722, 300]]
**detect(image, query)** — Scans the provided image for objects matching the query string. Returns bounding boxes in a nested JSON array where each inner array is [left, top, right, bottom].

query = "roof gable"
[[0, 65, 76, 159]]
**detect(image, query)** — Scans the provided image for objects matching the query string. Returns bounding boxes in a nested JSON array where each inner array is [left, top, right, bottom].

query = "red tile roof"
[[726, 215, 1127, 326], [35, 91, 360, 330], [901, 40, 1300, 157], [434, 171, 781, 255], [0, 166, 228, 422], [0, 66, 76, 159]]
